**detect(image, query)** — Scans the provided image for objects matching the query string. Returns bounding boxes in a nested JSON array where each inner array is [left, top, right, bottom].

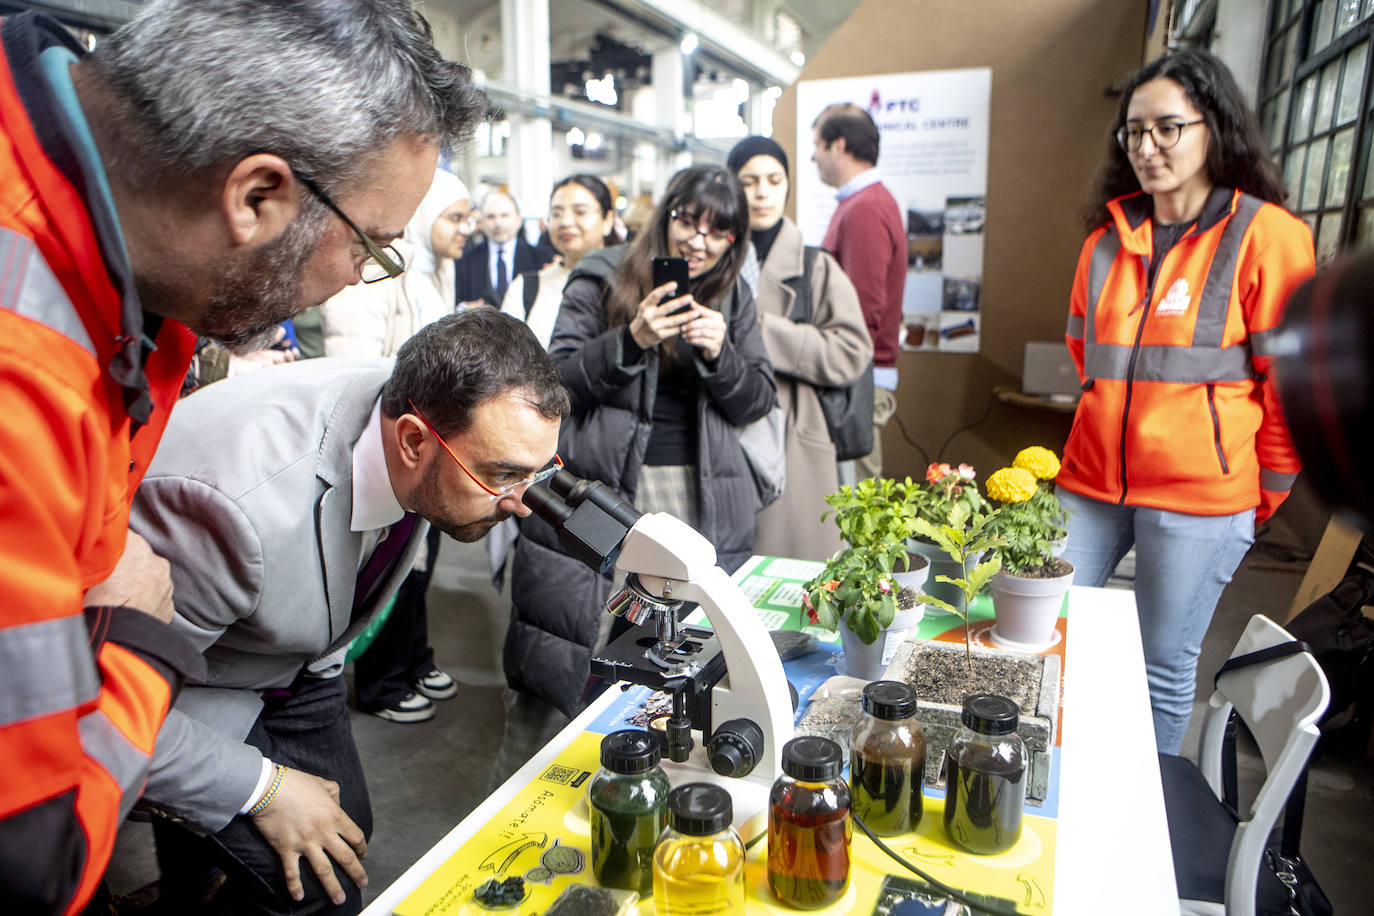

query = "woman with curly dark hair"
[[1058, 48, 1314, 753], [492, 165, 777, 784]]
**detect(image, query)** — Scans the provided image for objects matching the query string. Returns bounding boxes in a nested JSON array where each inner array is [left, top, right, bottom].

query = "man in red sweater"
[[813, 103, 906, 479]]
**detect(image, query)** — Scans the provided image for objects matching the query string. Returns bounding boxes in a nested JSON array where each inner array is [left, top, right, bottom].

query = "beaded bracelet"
[[248, 764, 286, 817]]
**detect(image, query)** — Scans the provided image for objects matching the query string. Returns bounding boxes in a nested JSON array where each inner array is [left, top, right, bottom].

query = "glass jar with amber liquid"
[[767, 736, 851, 909], [652, 783, 745, 915], [851, 680, 925, 835], [943, 694, 1027, 855]]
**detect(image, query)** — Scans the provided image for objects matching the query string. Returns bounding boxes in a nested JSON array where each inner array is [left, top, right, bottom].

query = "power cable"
[[933, 389, 998, 463]]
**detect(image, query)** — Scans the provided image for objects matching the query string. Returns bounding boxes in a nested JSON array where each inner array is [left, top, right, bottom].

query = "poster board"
[[796, 69, 992, 353]]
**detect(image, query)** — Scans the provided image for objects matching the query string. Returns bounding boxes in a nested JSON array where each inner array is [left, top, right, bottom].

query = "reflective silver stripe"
[[78, 709, 150, 819], [1083, 343, 1253, 383], [1192, 194, 1264, 348], [1250, 325, 1282, 358], [1085, 229, 1122, 345], [0, 227, 95, 356], [1260, 468, 1299, 492], [0, 616, 100, 728], [1065, 314, 1085, 340]]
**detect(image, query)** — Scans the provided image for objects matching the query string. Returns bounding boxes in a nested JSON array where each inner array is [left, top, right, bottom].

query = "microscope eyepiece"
[[520, 469, 645, 575]]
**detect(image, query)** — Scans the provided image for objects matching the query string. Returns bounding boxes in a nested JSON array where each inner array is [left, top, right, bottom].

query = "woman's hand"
[[681, 304, 727, 361], [629, 281, 697, 349]]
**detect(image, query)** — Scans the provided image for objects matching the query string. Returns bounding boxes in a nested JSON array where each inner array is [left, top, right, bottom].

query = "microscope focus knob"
[[707, 718, 764, 778]]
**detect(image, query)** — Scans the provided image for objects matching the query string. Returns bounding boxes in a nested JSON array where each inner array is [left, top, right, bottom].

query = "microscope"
[[524, 470, 794, 832]]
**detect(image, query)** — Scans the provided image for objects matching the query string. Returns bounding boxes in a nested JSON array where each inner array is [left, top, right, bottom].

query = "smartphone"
[[651, 257, 692, 313]]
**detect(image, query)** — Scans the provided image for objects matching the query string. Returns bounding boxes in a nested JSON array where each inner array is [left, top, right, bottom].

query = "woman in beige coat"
[[730, 136, 873, 561], [320, 168, 473, 357]]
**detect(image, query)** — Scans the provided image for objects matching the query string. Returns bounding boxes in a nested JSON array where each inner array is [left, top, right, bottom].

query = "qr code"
[[540, 764, 586, 786]]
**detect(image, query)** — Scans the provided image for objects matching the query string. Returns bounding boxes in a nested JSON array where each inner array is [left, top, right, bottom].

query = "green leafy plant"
[[802, 543, 905, 645], [985, 447, 1069, 577], [911, 503, 1004, 668], [821, 476, 920, 552], [801, 478, 919, 645], [910, 462, 984, 529]]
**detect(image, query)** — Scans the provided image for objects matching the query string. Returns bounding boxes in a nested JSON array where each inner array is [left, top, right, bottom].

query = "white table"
[[365, 584, 1178, 915]]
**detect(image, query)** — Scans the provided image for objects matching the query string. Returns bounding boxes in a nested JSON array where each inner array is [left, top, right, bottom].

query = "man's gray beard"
[[139, 211, 329, 356]]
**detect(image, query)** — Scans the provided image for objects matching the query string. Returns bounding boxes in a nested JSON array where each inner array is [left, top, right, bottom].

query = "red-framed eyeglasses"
[[407, 399, 562, 502]]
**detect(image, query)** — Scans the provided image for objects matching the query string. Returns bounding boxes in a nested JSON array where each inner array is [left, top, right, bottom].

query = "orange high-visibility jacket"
[[0, 13, 201, 914], [1060, 188, 1313, 522]]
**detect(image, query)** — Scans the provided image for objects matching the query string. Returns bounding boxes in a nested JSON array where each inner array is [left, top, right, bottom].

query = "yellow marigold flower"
[[987, 467, 1038, 503], [1013, 446, 1061, 480]]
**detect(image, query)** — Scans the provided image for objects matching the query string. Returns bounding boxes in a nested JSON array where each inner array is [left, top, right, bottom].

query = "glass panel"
[[1312, 0, 1337, 55], [1329, 128, 1356, 208], [1356, 208, 1374, 248], [1268, 90, 1292, 152], [1302, 136, 1329, 209], [1364, 0, 1374, 19], [1316, 212, 1344, 264], [1291, 74, 1318, 142], [1338, 42, 1368, 124], [1337, 0, 1363, 35], [1362, 130, 1374, 198], [1315, 61, 1340, 134], [1285, 22, 1301, 82], [1265, 33, 1288, 92], [1286, 144, 1305, 203]]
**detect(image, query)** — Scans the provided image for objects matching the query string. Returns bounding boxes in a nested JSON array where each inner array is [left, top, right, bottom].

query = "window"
[[1260, 1, 1374, 262]]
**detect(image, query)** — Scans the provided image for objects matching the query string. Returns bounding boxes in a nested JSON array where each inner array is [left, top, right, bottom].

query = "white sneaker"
[[414, 668, 458, 700], [369, 691, 435, 723]]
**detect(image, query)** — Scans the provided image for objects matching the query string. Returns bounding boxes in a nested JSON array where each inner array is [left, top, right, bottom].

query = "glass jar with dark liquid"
[[587, 729, 670, 895], [850, 680, 926, 836], [767, 736, 851, 909], [942, 694, 1027, 855]]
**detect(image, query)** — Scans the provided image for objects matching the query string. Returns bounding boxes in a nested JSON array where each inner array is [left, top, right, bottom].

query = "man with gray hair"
[[0, 2, 488, 913]]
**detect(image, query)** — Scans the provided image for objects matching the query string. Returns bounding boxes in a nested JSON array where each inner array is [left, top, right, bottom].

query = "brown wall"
[[774, 0, 1148, 481]]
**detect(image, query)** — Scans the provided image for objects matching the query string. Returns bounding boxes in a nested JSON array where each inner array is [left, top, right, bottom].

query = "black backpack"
[[784, 246, 875, 461]]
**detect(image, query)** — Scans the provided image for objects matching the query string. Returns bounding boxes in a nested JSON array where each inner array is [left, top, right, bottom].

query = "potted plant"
[[801, 479, 929, 678], [984, 447, 1073, 651], [910, 503, 1004, 669], [907, 462, 984, 611]]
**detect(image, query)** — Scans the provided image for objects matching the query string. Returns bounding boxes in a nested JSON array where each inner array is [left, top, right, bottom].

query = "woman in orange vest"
[[1058, 48, 1314, 754]]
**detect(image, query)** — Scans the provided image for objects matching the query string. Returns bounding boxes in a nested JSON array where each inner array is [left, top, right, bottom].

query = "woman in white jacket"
[[321, 168, 473, 357]]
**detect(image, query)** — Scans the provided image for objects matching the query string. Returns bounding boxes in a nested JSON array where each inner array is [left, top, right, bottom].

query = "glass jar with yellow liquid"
[[652, 783, 745, 915]]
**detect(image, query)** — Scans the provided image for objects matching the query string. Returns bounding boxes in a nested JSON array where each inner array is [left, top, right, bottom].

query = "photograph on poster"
[[796, 68, 991, 354]]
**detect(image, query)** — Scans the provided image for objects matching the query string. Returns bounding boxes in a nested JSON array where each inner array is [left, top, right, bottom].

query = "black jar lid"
[[862, 680, 918, 720], [667, 783, 732, 835], [961, 694, 1019, 735], [600, 729, 660, 774], [781, 735, 843, 781]]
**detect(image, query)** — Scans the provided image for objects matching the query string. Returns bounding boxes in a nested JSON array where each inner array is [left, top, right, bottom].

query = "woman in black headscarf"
[[728, 136, 873, 560]]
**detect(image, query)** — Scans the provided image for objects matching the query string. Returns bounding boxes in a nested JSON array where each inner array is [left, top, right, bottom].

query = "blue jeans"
[[1058, 489, 1254, 754]]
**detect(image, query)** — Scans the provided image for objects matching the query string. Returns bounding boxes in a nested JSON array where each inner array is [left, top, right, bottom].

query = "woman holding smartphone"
[[1059, 49, 1313, 753], [492, 165, 776, 784]]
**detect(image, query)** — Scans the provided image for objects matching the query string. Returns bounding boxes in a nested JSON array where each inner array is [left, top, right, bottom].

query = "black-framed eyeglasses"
[[669, 208, 735, 247], [1115, 119, 1205, 153], [294, 172, 406, 283]]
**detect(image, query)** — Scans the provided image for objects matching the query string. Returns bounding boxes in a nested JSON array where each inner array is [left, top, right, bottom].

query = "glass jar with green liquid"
[[652, 783, 745, 915], [587, 730, 671, 895]]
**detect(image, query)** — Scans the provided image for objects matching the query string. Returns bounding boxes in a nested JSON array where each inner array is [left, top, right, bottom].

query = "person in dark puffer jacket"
[[490, 165, 778, 787]]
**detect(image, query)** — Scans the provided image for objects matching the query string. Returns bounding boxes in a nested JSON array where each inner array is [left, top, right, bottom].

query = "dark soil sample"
[[894, 647, 1042, 715]]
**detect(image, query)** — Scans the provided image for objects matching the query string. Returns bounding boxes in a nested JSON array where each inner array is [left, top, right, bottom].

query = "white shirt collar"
[[351, 398, 404, 533], [836, 167, 882, 202]]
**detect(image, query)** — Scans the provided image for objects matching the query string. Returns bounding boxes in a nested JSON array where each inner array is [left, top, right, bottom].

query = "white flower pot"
[[891, 552, 930, 594], [838, 604, 925, 680], [988, 562, 1074, 652], [838, 622, 887, 680]]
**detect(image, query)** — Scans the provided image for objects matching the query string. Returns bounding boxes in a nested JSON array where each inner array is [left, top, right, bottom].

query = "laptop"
[[1021, 342, 1081, 401]]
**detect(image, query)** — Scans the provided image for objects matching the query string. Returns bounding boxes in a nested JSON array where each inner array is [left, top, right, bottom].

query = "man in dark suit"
[[130, 310, 568, 915], [456, 191, 543, 307]]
